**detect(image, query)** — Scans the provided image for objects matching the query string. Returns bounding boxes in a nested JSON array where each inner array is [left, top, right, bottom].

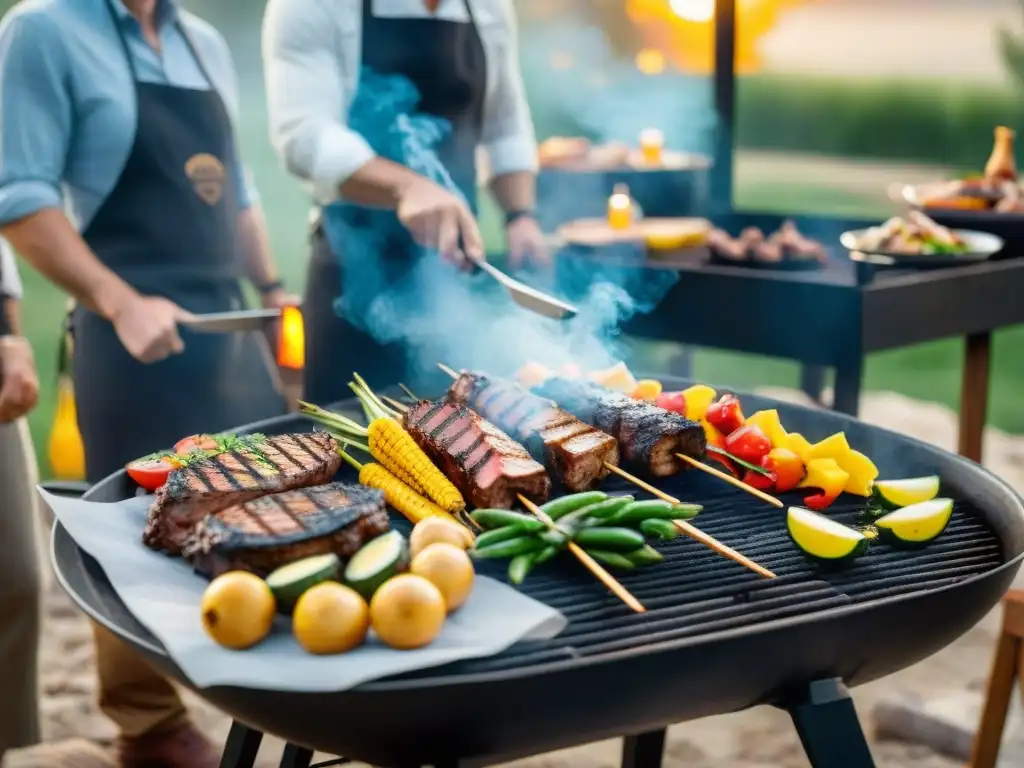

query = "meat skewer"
[[531, 376, 707, 477], [435, 365, 776, 580], [447, 371, 619, 491]]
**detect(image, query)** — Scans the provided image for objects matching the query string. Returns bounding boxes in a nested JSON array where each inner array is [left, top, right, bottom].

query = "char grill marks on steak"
[[531, 378, 706, 477], [181, 483, 389, 579], [447, 372, 619, 492], [143, 431, 342, 555], [403, 400, 551, 509]]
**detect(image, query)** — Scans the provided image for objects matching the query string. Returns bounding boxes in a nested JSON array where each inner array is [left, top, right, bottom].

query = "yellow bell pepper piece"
[[744, 409, 788, 448], [632, 379, 663, 401], [700, 418, 724, 449], [797, 458, 850, 510], [838, 449, 878, 497], [783, 432, 813, 461], [804, 432, 853, 463], [681, 384, 717, 421]]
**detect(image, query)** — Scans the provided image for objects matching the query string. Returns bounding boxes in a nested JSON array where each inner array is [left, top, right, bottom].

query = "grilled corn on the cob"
[[367, 417, 465, 514]]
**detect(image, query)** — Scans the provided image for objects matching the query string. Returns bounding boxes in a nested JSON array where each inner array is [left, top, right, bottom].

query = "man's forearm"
[[489, 171, 536, 214], [1, 297, 20, 335], [2, 209, 135, 320], [338, 157, 423, 208], [237, 206, 280, 288]]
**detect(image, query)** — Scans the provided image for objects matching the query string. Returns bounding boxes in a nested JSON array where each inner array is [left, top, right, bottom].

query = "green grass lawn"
[[16, 112, 1024, 477]]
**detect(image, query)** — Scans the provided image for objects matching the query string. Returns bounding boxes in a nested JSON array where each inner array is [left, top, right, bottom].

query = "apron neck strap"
[[102, 0, 215, 88]]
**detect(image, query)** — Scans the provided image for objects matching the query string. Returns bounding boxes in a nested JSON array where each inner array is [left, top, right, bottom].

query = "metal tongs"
[[466, 253, 577, 320]]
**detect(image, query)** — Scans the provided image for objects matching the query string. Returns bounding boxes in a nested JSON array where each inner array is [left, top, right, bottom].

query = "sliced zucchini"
[[344, 530, 409, 599], [787, 506, 868, 564], [874, 498, 953, 547], [266, 553, 341, 613], [870, 475, 940, 510]]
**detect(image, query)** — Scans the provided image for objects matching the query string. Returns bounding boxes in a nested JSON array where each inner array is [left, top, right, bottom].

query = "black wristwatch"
[[0, 296, 11, 338], [505, 209, 535, 227], [256, 279, 284, 296]]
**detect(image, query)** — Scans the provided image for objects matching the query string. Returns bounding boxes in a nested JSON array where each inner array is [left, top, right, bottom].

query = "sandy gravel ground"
[[10, 387, 1024, 768]]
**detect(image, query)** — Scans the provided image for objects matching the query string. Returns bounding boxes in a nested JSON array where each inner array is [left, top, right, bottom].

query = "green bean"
[[508, 553, 535, 584], [584, 549, 636, 569], [470, 509, 546, 531], [640, 518, 681, 540], [539, 491, 609, 520], [624, 544, 665, 566], [574, 527, 646, 552], [473, 526, 526, 549], [610, 500, 702, 525], [470, 536, 545, 560]]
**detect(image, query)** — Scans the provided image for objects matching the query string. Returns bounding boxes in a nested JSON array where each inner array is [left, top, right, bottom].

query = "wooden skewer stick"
[[381, 395, 408, 413], [676, 454, 785, 509], [602, 462, 775, 579], [517, 494, 646, 613], [399, 383, 418, 401], [438, 362, 460, 379]]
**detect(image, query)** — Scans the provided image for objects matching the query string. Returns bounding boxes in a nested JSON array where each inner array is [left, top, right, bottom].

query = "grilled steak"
[[403, 400, 551, 508], [181, 483, 389, 579], [448, 372, 619, 491], [143, 431, 341, 555], [532, 378, 707, 477]]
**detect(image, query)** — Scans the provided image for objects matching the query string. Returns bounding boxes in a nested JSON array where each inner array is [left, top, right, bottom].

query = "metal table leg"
[[800, 365, 827, 406], [832, 356, 864, 417], [958, 331, 991, 464], [621, 729, 666, 768], [280, 742, 315, 768], [785, 678, 875, 768], [220, 721, 264, 768]]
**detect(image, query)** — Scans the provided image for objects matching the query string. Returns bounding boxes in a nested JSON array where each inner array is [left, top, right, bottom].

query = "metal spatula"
[[180, 308, 282, 333], [467, 254, 577, 321]]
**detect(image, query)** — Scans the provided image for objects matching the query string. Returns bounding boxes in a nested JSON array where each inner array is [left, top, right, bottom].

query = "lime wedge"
[[871, 475, 940, 509], [787, 506, 868, 563], [875, 498, 953, 546]]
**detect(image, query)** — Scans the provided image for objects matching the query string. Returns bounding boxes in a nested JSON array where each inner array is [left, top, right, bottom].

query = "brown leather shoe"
[[117, 724, 220, 768]]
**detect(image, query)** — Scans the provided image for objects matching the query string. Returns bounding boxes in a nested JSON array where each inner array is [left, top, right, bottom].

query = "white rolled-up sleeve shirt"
[[262, 0, 538, 206]]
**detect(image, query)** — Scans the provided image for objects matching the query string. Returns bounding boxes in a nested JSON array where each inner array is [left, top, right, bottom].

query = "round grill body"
[[52, 381, 1024, 766]]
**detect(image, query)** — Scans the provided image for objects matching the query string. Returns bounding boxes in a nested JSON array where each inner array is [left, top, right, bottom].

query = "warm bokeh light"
[[635, 48, 667, 75], [627, 0, 811, 75], [277, 306, 306, 370], [639, 128, 664, 165], [608, 186, 633, 230], [669, 0, 714, 23]]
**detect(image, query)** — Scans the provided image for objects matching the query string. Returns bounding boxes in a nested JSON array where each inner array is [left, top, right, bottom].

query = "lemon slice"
[[874, 498, 953, 547], [787, 506, 868, 563], [871, 475, 940, 510]]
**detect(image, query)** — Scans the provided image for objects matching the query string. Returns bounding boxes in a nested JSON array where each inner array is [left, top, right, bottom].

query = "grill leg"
[[280, 743, 315, 768], [786, 679, 875, 768], [220, 721, 263, 768], [621, 729, 666, 768]]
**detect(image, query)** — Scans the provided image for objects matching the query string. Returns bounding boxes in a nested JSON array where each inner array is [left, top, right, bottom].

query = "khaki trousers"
[[0, 419, 43, 756]]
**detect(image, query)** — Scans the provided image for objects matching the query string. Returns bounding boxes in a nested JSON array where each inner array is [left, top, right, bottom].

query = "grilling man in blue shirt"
[[0, 0, 297, 765]]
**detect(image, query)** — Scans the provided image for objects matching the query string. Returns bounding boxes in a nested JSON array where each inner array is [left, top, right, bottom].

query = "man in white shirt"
[[263, 0, 546, 401]]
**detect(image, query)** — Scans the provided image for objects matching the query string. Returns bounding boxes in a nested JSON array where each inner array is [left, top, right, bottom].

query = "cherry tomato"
[[125, 458, 174, 492], [174, 434, 218, 455], [705, 394, 745, 435], [655, 391, 687, 414], [723, 424, 772, 465]]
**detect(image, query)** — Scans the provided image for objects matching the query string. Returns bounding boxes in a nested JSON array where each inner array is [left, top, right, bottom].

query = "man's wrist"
[[93, 279, 138, 323], [505, 209, 536, 227]]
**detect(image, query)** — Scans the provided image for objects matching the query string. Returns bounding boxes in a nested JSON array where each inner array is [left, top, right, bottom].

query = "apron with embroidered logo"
[[72, 0, 284, 482]]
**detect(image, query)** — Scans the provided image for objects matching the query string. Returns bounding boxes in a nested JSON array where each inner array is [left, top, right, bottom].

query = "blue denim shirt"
[[0, 0, 255, 231]]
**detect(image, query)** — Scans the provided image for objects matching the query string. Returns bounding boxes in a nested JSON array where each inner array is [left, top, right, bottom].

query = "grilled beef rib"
[[403, 400, 551, 508], [181, 482, 389, 579], [448, 372, 619, 491], [143, 431, 341, 555], [532, 378, 707, 477]]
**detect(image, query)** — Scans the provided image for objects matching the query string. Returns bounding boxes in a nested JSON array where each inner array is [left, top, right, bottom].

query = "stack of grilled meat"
[[143, 431, 389, 579]]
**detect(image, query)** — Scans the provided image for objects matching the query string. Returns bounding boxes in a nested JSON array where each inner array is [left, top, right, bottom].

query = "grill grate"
[[383, 467, 1003, 680]]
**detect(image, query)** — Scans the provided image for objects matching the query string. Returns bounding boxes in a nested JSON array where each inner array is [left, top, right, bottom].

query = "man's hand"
[[110, 293, 195, 364], [260, 287, 301, 311], [0, 335, 39, 422], [506, 216, 550, 270], [396, 177, 485, 268]]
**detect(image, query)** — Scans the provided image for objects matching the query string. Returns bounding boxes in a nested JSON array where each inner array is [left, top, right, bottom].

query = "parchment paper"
[[41, 489, 567, 692]]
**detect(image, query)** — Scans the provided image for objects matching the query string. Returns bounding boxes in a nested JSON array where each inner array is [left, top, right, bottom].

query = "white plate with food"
[[841, 212, 1004, 267]]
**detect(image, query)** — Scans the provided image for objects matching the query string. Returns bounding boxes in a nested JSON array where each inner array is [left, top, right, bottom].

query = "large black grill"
[[53, 381, 1024, 768]]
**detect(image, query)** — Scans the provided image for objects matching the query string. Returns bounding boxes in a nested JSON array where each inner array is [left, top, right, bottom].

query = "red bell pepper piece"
[[761, 448, 805, 493], [724, 424, 772, 466], [707, 450, 740, 478], [803, 488, 843, 510], [742, 469, 777, 491], [705, 394, 745, 435], [655, 391, 687, 415]]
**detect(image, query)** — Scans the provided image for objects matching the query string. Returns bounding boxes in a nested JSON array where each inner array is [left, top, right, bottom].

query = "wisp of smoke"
[[331, 67, 678, 385]]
